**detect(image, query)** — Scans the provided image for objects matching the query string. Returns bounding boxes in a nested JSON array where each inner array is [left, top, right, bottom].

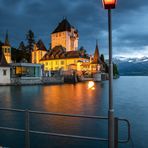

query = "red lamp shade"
[[102, 0, 117, 9]]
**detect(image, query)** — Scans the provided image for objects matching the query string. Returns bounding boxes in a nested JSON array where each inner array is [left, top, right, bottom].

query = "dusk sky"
[[0, 0, 148, 58]]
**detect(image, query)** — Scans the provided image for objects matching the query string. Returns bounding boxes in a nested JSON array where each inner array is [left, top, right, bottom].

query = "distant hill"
[[113, 57, 148, 76]]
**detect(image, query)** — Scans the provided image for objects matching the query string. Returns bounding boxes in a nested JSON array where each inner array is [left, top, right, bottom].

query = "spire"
[[4, 31, 10, 46], [92, 40, 101, 64]]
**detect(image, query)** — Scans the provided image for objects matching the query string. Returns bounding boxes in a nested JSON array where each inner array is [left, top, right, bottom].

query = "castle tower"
[[2, 31, 11, 63], [51, 18, 79, 51], [32, 39, 47, 64]]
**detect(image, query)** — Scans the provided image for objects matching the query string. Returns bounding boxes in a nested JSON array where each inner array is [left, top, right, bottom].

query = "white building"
[[0, 50, 11, 85]]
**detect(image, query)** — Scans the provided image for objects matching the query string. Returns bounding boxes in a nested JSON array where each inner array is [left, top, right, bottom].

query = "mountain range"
[[113, 56, 148, 76]]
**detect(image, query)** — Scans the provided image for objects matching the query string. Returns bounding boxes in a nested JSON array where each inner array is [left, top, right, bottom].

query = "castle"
[[31, 18, 103, 74]]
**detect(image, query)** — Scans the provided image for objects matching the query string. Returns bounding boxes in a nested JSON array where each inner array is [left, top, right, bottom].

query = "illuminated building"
[[51, 18, 78, 51], [2, 31, 11, 63], [90, 42, 102, 73], [0, 49, 11, 84], [40, 45, 89, 71], [32, 40, 47, 64]]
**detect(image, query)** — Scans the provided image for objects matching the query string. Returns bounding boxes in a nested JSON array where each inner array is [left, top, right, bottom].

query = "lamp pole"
[[101, 1, 117, 147], [108, 8, 114, 148]]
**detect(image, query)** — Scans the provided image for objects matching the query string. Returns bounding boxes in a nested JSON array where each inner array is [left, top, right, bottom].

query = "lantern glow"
[[102, 0, 117, 9], [88, 81, 95, 90]]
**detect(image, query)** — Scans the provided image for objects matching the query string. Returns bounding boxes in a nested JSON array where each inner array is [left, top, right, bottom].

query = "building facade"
[[0, 49, 11, 85], [32, 40, 47, 64], [40, 46, 89, 71], [2, 32, 11, 63], [51, 18, 78, 51]]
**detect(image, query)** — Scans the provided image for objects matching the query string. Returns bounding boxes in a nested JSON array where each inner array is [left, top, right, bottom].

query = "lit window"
[[56, 61, 58, 65], [61, 61, 64, 65]]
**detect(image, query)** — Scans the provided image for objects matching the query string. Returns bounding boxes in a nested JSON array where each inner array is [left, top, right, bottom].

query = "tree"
[[100, 54, 105, 63], [104, 63, 109, 73], [79, 46, 86, 56], [26, 30, 35, 62], [113, 63, 119, 76], [18, 41, 26, 51], [26, 30, 35, 52]]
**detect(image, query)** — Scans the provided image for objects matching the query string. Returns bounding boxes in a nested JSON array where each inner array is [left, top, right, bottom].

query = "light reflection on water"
[[0, 77, 148, 147]]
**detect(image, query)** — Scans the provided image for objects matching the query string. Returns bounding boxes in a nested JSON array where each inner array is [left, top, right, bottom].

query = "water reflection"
[[6, 82, 104, 148], [42, 83, 102, 115]]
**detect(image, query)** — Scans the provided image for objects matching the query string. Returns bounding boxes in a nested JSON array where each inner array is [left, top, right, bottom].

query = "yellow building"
[[51, 18, 78, 51], [2, 32, 11, 63], [32, 40, 47, 64], [40, 46, 89, 71]]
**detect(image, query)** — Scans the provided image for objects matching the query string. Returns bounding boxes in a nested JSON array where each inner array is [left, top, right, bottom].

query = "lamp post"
[[102, 0, 117, 148]]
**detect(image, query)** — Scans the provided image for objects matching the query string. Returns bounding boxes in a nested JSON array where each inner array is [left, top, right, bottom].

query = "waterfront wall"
[[11, 77, 42, 85], [0, 67, 11, 85], [42, 77, 64, 84]]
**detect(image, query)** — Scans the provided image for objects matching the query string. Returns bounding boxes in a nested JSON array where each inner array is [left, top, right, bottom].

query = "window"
[[46, 62, 48, 66], [3, 69, 7, 76], [56, 61, 58, 65], [34, 52, 36, 62], [61, 61, 64, 65]]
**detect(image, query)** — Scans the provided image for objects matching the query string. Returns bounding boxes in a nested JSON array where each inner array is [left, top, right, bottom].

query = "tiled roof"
[[0, 50, 9, 67], [40, 46, 89, 61], [36, 40, 47, 51], [52, 18, 77, 34]]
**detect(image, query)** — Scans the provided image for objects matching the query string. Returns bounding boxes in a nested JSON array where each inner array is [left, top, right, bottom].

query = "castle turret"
[[51, 18, 79, 51], [32, 39, 47, 64], [2, 31, 11, 63]]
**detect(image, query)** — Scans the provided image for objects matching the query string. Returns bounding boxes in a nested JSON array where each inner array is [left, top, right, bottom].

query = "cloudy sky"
[[0, 0, 148, 58]]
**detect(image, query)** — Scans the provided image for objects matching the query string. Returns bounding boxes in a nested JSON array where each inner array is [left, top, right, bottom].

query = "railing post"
[[25, 110, 30, 148], [114, 117, 118, 148]]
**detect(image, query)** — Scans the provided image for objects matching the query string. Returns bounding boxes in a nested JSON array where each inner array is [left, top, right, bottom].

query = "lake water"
[[0, 76, 148, 148]]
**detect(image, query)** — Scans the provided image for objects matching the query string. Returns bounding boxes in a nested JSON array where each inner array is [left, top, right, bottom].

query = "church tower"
[[32, 40, 47, 64], [2, 31, 11, 63], [91, 41, 102, 72], [93, 41, 100, 64], [51, 18, 79, 51]]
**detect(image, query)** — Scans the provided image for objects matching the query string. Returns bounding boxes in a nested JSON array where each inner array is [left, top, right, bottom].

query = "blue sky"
[[0, 0, 148, 58]]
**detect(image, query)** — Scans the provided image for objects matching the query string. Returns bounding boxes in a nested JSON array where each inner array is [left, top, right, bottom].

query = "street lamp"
[[102, 0, 117, 9], [102, 0, 117, 148]]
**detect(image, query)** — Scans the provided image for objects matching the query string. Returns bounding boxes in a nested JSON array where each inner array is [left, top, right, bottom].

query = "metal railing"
[[0, 108, 131, 148]]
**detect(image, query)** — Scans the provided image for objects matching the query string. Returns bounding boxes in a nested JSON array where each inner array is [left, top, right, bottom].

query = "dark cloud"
[[0, 0, 148, 58]]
